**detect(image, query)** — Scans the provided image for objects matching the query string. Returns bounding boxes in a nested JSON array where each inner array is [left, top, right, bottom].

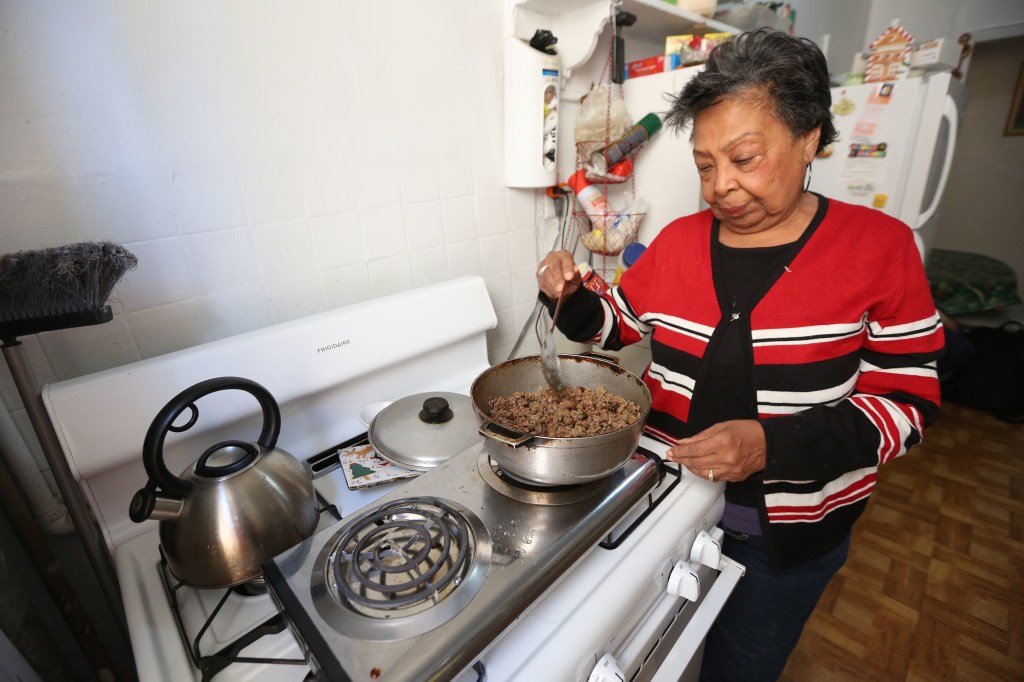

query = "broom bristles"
[[0, 242, 138, 322]]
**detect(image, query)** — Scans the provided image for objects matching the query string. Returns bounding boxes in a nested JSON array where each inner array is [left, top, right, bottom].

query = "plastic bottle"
[[578, 262, 610, 295], [567, 169, 609, 231], [622, 242, 647, 268], [589, 113, 663, 173]]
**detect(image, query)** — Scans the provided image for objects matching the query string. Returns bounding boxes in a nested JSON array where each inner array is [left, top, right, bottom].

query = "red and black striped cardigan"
[[554, 197, 944, 568]]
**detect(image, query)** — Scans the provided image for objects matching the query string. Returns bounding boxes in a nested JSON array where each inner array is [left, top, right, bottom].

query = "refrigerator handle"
[[918, 94, 959, 227]]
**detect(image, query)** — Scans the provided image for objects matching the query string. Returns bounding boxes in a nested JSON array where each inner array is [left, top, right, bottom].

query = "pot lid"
[[368, 392, 478, 470]]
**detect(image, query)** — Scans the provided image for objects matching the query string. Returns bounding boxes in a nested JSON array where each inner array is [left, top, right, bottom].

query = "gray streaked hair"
[[666, 28, 838, 154]]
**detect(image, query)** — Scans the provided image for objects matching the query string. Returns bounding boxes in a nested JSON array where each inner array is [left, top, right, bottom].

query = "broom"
[[0, 241, 138, 646]]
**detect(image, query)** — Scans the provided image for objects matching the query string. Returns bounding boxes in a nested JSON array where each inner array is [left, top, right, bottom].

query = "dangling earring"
[[803, 162, 812, 193]]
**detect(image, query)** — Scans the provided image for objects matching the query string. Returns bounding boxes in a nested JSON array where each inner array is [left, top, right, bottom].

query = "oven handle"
[[648, 554, 745, 682]]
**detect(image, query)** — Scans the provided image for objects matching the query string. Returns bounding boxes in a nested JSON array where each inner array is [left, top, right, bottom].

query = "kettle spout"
[[129, 487, 184, 522]]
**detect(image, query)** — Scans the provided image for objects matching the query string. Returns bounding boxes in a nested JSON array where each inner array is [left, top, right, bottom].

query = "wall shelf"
[[513, 0, 740, 74]]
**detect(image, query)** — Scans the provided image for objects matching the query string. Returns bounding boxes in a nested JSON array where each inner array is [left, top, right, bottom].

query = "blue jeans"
[[699, 529, 851, 682]]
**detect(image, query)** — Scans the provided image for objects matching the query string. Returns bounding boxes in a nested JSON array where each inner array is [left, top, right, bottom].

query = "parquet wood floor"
[[779, 403, 1024, 681]]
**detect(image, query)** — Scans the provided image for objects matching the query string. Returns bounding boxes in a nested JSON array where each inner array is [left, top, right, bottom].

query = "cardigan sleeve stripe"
[[593, 297, 617, 345], [867, 312, 942, 340], [765, 467, 877, 522], [643, 423, 683, 446], [850, 394, 922, 463], [609, 288, 652, 342]]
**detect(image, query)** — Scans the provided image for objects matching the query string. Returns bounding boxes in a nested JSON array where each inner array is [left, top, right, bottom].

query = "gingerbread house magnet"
[[865, 21, 914, 83]]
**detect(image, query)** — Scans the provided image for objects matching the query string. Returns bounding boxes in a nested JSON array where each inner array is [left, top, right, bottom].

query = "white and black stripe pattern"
[[859, 358, 939, 381], [647, 313, 716, 343], [867, 312, 942, 342], [757, 376, 858, 416], [610, 287, 652, 338], [752, 319, 866, 346], [647, 362, 697, 400]]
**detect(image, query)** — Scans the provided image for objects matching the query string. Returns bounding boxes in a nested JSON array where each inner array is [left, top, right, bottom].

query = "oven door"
[[642, 555, 743, 681], [590, 531, 744, 682]]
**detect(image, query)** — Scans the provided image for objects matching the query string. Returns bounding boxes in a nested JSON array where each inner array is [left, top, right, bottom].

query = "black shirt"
[[688, 240, 801, 433]]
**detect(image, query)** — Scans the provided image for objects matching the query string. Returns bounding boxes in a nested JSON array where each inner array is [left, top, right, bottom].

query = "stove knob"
[[689, 529, 722, 569], [666, 560, 701, 602], [588, 652, 626, 682]]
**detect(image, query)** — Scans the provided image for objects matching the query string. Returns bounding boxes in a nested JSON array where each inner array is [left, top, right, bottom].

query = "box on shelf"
[[665, 31, 732, 68], [625, 54, 666, 80], [910, 39, 944, 67]]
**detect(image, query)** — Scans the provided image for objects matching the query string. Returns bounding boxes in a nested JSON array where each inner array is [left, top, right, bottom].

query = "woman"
[[537, 29, 943, 681]]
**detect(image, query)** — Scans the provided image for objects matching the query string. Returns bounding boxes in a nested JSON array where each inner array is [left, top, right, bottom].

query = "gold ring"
[[708, 468, 715, 483], [537, 264, 550, 277]]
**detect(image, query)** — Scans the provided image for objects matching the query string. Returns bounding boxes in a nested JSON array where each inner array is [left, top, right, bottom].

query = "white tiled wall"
[[0, 1, 547, 393], [0, 0, 553, 546]]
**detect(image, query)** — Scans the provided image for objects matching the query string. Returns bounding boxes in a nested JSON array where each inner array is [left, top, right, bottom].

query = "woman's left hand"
[[667, 420, 767, 483]]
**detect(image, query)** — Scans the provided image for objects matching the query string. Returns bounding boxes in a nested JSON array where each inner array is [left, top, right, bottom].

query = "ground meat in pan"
[[487, 386, 642, 438]]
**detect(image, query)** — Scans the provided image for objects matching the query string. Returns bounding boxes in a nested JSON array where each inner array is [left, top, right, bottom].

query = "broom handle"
[[1, 341, 131, 643]]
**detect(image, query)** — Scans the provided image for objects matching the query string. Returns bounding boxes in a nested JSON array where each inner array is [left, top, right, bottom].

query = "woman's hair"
[[666, 28, 838, 154]]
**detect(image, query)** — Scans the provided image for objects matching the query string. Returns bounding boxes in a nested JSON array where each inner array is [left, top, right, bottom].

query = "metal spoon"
[[541, 286, 567, 392], [539, 231, 582, 392]]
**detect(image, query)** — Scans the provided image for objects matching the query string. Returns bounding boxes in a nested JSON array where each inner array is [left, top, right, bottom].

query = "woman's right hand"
[[536, 250, 581, 300]]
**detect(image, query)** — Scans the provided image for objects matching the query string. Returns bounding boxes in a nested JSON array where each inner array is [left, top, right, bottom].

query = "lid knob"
[[419, 397, 453, 424]]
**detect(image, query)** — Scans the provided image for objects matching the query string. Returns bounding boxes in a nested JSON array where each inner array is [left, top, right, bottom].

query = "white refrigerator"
[[811, 72, 965, 261]]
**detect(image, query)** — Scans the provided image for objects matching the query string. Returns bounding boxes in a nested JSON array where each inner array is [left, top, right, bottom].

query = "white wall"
[[785, 0, 872, 77], [0, 2, 550, 475]]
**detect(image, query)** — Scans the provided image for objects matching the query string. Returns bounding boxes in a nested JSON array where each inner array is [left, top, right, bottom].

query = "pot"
[[470, 354, 651, 485], [128, 377, 319, 588]]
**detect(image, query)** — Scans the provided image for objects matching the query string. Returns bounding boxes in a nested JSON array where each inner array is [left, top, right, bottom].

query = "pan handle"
[[478, 422, 536, 448]]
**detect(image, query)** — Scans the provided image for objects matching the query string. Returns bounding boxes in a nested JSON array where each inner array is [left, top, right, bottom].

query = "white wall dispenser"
[[504, 30, 561, 188]]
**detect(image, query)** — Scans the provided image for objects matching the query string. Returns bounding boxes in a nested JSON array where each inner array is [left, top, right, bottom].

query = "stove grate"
[[157, 492, 340, 680]]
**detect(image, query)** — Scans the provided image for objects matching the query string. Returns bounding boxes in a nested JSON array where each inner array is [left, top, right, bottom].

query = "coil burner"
[[314, 497, 491, 641]]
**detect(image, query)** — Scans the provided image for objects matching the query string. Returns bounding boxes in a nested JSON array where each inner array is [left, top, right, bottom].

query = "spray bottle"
[[589, 113, 663, 174], [567, 169, 609, 231]]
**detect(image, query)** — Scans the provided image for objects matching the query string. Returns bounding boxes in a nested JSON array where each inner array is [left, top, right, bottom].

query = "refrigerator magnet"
[[868, 82, 895, 105], [833, 96, 856, 116]]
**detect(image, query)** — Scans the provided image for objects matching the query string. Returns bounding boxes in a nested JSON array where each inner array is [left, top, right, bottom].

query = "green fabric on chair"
[[926, 248, 1023, 315]]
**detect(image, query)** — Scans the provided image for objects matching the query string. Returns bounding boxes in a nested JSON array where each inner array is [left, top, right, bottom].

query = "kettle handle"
[[141, 376, 281, 498]]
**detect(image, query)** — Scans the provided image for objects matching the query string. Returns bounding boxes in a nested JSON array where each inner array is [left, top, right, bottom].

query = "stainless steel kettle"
[[128, 376, 319, 588]]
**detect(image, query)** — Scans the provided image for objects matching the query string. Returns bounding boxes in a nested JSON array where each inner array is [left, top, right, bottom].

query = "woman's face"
[[691, 91, 819, 236]]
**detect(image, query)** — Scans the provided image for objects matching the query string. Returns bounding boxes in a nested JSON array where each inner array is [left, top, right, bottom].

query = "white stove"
[[42, 276, 741, 682]]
